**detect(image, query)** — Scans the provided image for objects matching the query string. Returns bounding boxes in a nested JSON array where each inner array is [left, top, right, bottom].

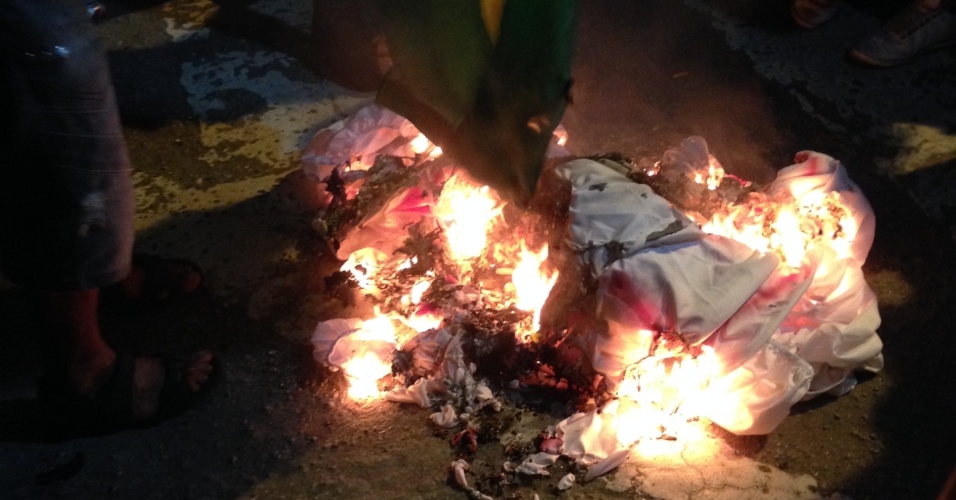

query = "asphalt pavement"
[[1, 1, 954, 499]]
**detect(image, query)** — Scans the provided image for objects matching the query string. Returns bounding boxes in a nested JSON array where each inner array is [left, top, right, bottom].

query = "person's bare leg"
[[37, 289, 115, 396]]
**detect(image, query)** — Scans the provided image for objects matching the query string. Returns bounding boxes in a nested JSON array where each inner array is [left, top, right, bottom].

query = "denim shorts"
[[0, 0, 133, 290]]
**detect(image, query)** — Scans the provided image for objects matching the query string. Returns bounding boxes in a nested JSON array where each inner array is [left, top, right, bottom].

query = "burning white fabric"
[[552, 149, 882, 462], [302, 105, 882, 492]]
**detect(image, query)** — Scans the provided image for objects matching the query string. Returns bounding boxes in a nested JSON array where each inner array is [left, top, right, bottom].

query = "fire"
[[341, 351, 392, 400], [410, 133, 442, 157], [770, 205, 805, 268], [553, 126, 569, 147], [433, 173, 503, 261], [398, 277, 445, 332], [341, 248, 388, 293], [398, 275, 433, 309], [340, 313, 398, 400], [511, 243, 559, 335], [693, 159, 725, 191], [631, 422, 719, 461], [613, 339, 721, 446], [396, 257, 415, 271], [410, 133, 430, 154], [310, 109, 882, 485], [409, 278, 432, 305], [702, 191, 856, 270], [402, 306, 444, 334], [616, 342, 721, 409]]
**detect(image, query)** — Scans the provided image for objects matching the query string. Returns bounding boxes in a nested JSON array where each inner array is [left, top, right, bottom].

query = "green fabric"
[[375, 0, 577, 205], [375, 1, 493, 132]]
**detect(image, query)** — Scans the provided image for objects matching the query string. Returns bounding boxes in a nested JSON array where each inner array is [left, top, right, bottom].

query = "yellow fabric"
[[480, 0, 506, 44]]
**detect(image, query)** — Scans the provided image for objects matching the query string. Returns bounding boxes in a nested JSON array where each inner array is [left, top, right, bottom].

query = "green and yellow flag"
[[374, 0, 578, 205]]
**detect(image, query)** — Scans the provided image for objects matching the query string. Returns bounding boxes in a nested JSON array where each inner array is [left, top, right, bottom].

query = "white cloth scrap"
[[515, 452, 559, 476], [386, 377, 434, 407], [301, 104, 419, 182]]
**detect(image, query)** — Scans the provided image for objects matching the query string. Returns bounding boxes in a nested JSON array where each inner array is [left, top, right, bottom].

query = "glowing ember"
[[511, 243, 559, 335], [553, 126, 569, 147], [433, 173, 503, 261]]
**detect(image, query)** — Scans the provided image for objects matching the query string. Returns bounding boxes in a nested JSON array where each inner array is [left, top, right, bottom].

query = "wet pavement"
[[1, 1, 954, 499]]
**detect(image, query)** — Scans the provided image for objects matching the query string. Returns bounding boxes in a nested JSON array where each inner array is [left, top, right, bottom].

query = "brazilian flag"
[[374, 0, 578, 205]]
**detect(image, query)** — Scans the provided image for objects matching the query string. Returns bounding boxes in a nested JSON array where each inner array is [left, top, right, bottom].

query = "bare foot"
[[130, 351, 215, 420], [68, 349, 216, 422]]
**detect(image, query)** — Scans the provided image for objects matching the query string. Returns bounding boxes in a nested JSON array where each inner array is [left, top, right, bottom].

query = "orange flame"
[[614, 341, 721, 446], [397, 275, 443, 333], [693, 159, 725, 191], [409, 278, 432, 305], [410, 133, 430, 154], [410, 133, 442, 157], [511, 243, 559, 337], [341, 352, 392, 400], [402, 307, 444, 334], [341, 248, 387, 293], [341, 313, 397, 401], [702, 191, 855, 270], [433, 173, 503, 261], [769, 205, 805, 268]]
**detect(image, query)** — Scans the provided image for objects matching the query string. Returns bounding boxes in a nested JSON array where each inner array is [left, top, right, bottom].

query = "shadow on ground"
[[0, 172, 324, 496]]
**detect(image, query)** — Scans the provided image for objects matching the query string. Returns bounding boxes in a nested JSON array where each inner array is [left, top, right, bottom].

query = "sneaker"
[[86, 1, 105, 20], [791, 0, 842, 29], [849, 4, 956, 67]]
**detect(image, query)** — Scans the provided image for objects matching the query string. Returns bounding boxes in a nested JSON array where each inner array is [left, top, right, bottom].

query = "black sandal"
[[130, 253, 204, 301], [37, 350, 218, 438], [103, 254, 205, 305], [152, 353, 220, 423]]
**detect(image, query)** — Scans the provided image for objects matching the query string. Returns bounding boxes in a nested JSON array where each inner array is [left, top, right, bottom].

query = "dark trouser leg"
[[1, 0, 132, 395]]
